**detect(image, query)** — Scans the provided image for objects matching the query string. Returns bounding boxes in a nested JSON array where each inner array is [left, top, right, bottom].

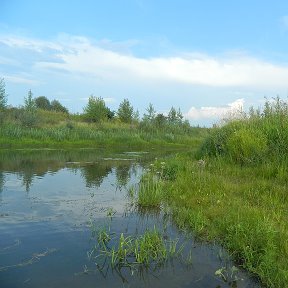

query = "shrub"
[[20, 111, 38, 127], [226, 128, 267, 164]]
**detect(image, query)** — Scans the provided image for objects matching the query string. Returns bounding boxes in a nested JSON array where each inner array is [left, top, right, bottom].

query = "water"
[[0, 149, 260, 288]]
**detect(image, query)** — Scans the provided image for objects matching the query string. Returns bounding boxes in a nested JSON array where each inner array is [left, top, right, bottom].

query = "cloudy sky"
[[1, 0, 288, 126]]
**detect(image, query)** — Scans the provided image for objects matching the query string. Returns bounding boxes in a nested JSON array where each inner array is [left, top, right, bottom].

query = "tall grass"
[[199, 97, 288, 165], [131, 98, 288, 287], [88, 225, 182, 270], [165, 156, 288, 287], [0, 121, 207, 149], [0, 106, 208, 149]]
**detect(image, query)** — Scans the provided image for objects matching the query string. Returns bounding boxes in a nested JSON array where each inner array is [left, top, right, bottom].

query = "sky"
[[1, 0, 288, 126]]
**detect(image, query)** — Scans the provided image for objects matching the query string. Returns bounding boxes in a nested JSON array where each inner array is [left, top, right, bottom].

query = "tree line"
[[0, 78, 189, 128]]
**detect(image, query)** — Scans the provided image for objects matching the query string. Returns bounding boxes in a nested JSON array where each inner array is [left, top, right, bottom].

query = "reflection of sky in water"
[[0, 164, 143, 228], [0, 152, 260, 288]]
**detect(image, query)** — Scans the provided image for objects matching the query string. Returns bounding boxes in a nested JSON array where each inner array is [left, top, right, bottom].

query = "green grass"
[[88, 225, 182, 270], [0, 107, 208, 149], [0, 121, 207, 149], [198, 97, 288, 165], [134, 98, 288, 287], [137, 173, 163, 208], [136, 154, 287, 287]]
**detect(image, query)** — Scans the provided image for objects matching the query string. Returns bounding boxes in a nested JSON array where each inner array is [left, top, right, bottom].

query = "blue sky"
[[1, 0, 288, 126]]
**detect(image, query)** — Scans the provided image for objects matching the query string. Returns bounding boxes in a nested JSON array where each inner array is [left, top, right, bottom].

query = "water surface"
[[0, 149, 260, 287]]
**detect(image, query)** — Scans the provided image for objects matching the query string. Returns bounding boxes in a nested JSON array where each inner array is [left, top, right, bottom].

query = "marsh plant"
[[88, 224, 184, 273], [137, 172, 163, 208], [132, 160, 180, 209]]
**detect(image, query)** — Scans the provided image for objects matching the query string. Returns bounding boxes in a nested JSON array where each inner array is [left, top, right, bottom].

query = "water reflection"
[[115, 164, 131, 188], [0, 149, 141, 192], [0, 172, 4, 193], [80, 163, 112, 188], [0, 149, 260, 288]]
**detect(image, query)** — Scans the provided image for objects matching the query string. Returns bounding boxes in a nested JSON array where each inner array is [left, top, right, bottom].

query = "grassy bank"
[[0, 121, 207, 149], [163, 156, 287, 287], [0, 100, 207, 149], [135, 98, 288, 287]]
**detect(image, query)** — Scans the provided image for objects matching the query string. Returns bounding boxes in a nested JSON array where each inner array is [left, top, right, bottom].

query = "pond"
[[0, 149, 260, 288]]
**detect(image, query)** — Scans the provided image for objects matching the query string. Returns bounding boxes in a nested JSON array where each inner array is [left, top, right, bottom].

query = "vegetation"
[[0, 78, 8, 110], [88, 208, 187, 275], [199, 97, 288, 165], [134, 97, 288, 287], [0, 79, 206, 149], [1, 77, 288, 286], [117, 98, 134, 123], [89, 225, 181, 270], [0, 78, 8, 125], [35, 96, 51, 110], [83, 95, 110, 122]]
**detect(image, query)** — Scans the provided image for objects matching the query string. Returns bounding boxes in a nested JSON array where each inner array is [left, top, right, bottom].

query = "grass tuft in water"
[[89, 225, 183, 271], [137, 173, 163, 208]]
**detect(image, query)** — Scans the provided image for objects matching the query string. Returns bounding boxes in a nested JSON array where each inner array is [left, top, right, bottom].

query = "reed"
[[89, 225, 182, 270]]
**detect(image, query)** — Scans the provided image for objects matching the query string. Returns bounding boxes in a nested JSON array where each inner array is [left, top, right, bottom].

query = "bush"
[[20, 111, 38, 127], [198, 97, 288, 165], [226, 128, 267, 164], [198, 122, 241, 157]]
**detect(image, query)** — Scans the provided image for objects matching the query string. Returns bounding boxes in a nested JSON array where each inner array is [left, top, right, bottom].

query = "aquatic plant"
[[89, 226, 183, 271], [137, 173, 163, 208]]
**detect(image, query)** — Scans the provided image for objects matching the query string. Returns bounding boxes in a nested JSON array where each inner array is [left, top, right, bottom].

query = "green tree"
[[168, 107, 183, 125], [168, 106, 177, 124], [176, 108, 184, 124], [22, 89, 37, 127], [0, 78, 8, 110], [51, 100, 69, 113], [35, 96, 51, 110], [24, 90, 37, 112], [84, 96, 108, 122], [117, 98, 134, 123], [106, 107, 115, 120], [155, 113, 167, 127], [143, 103, 156, 122], [133, 109, 140, 122]]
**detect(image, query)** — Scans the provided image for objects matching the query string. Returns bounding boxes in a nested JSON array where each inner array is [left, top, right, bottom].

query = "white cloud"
[[32, 36, 288, 88], [103, 97, 116, 103], [185, 98, 244, 120], [2, 34, 288, 89], [0, 36, 62, 52], [4, 75, 40, 85], [1, 34, 288, 124]]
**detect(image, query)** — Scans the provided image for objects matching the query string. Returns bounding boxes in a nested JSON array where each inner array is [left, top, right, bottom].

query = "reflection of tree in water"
[[0, 172, 4, 202], [19, 160, 36, 192], [0, 172, 4, 191], [115, 164, 131, 187], [22, 173, 34, 192], [80, 163, 112, 188]]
